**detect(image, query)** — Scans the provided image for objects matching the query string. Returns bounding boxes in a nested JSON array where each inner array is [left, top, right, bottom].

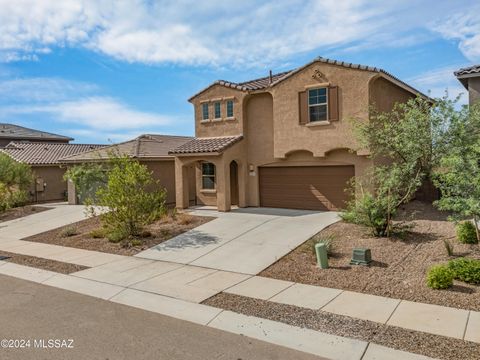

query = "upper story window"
[[308, 87, 328, 122], [202, 162, 216, 189], [226, 100, 234, 118], [202, 103, 209, 121], [214, 102, 221, 119]]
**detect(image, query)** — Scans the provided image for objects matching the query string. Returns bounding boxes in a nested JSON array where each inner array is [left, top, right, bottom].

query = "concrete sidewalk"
[[136, 207, 340, 274]]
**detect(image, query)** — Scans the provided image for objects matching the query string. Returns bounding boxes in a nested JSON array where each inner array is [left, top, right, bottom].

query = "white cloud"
[[430, 10, 480, 62], [407, 65, 467, 103], [0, 0, 470, 67], [0, 96, 173, 130]]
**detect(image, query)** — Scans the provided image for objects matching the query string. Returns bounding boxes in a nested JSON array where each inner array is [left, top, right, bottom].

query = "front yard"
[[24, 212, 213, 256], [261, 201, 480, 311], [0, 204, 51, 222]]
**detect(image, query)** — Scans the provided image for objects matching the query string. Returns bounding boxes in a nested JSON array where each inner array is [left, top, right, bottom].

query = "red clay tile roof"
[[62, 134, 193, 162], [0, 123, 73, 142], [454, 64, 480, 89], [1, 142, 105, 165], [189, 56, 428, 101], [169, 135, 243, 154]]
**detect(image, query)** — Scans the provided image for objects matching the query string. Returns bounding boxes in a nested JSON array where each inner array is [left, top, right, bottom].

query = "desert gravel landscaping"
[[261, 201, 480, 311], [23, 212, 213, 256], [204, 293, 480, 360], [0, 205, 51, 222], [0, 251, 87, 274]]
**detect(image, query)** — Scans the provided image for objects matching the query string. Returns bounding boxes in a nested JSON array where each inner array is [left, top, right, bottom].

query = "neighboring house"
[[454, 65, 480, 106], [62, 134, 195, 206], [0, 123, 73, 147], [1, 142, 104, 203], [170, 56, 426, 212]]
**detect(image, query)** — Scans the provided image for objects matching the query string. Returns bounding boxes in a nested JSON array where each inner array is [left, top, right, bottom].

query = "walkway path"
[[136, 207, 340, 274]]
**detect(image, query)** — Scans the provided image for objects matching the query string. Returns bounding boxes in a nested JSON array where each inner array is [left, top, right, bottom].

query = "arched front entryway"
[[230, 160, 239, 206]]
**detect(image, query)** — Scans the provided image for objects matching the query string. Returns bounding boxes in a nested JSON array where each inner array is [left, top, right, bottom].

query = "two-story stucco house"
[[167, 57, 425, 212]]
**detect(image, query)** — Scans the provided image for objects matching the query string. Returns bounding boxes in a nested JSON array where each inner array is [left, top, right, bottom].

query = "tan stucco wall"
[[270, 62, 376, 158], [31, 166, 67, 203], [192, 85, 246, 138], [369, 76, 415, 113], [468, 77, 480, 106]]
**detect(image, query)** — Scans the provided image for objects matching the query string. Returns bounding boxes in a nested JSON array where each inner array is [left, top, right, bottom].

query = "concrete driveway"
[[136, 207, 340, 274]]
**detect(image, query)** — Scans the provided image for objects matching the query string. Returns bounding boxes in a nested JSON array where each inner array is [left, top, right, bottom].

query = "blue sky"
[[0, 0, 479, 144]]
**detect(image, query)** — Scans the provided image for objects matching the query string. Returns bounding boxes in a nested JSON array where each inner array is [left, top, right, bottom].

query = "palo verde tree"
[[434, 102, 480, 242], [0, 153, 33, 212], [342, 95, 451, 236]]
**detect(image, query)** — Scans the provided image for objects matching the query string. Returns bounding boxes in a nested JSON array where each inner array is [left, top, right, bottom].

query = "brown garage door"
[[259, 166, 354, 211]]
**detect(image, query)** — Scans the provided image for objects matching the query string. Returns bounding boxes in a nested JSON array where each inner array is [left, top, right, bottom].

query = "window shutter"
[[328, 86, 339, 121], [298, 91, 308, 125]]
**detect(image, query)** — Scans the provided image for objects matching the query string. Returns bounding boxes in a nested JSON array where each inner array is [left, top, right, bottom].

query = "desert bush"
[[0, 153, 33, 212], [448, 258, 480, 284], [177, 213, 193, 225], [91, 156, 167, 242], [60, 225, 78, 237], [311, 234, 335, 255], [89, 228, 107, 239], [456, 222, 478, 244], [426, 264, 454, 289]]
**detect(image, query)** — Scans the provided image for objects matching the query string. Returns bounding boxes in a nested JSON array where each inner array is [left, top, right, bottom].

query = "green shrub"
[[60, 225, 78, 237], [0, 154, 33, 212], [341, 192, 393, 237], [89, 228, 107, 239], [311, 234, 335, 255], [456, 222, 478, 244], [107, 228, 128, 243], [92, 156, 167, 238], [426, 264, 454, 289], [448, 258, 480, 284]]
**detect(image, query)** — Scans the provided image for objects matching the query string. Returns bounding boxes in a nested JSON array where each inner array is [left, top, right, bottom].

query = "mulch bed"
[[0, 205, 51, 222], [0, 251, 88, 274], [204, 293, 480, 360], [23, 213, 214, 256], [260, 201, 480, 311]]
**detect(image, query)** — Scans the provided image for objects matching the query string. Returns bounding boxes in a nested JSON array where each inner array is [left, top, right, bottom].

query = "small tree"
[[64, 162, 107, 203], [343, 96, 449, 236], [0, 153, 33, 212], [92, 156, 167, 241], [434, 102, 480, 242]]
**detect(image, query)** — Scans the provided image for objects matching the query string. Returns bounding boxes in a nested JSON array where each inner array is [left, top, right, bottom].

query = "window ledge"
[[200, 119, 210, 123], [306, 121, 331, 127], [200, 189, 217, 194], [225, 117, 236, 121], [212, 118, 223, 122]]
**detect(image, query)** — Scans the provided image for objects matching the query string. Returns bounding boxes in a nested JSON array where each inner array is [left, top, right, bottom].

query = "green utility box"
[[315, 243, 329, 269], [350, 248, 372, 266]]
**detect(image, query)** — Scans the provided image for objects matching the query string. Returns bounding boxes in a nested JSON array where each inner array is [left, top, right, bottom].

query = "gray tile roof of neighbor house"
[[169, 135, 243, 154], [189, 56, 429, 101], [454, 64, 480, 88], [62, 134, 193, 162], [1, 142, 105, 165], [0, 123, 73, 142]]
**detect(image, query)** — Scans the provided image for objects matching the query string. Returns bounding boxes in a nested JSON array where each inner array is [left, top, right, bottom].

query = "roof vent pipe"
[[269, 70, 273, 84]]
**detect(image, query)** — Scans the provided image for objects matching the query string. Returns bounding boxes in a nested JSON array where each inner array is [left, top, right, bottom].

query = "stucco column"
[[216, 159, 231, 212], [237, 161, 247, 208], [174, 158, 189, 209]]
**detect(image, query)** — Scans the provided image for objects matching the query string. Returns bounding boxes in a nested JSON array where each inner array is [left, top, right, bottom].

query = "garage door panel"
[[259, 166, 354, 211]]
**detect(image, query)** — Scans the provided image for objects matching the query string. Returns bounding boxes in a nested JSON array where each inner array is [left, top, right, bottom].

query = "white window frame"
[[201, 103, 209, 121], [201, 162, 216, 190], [226, 100, 234, 118], [213, 101, 221, 120], [308, 87, 328, 122]]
